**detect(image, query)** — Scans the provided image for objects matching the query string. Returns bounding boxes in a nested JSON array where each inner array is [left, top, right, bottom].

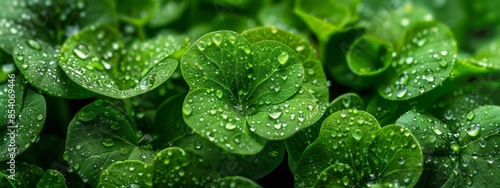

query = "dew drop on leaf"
[[467, 123, 480, 137], [269, 111, 282, 119], [102, 138, 114, 148], [183, 104, 193, 116], [424, 68, 435, 82], [278, 51, 289, 65], [225, 122, 236, 130], [78, 111, 97, 122], [216, 90, 223, 98], [26, 39, 41, 50], [139, 75, 155, 90], [194, 141, 202, 150], [197, 41, 207, 51], [466, 111, 475, 121], [352, 129, 363, 141], [269, 150, 279, 158], [73, 44, 90, 60], [36, 114, 44, 121], [396, 86, 408, 98], [212, 33, 222, 46], [119, 147, 129, 155], [74, 163, 80, 171]]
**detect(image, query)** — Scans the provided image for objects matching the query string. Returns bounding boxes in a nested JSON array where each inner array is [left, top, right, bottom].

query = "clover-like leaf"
[[98, 160, 153, 188], [347, 35, 394, 76], [155, 92, 285, 179], [116, 0, 158, 26], [294, 0, 360, 41], [0, 163, 44, 187], [65, 100, 154, 187], [59, 25, 187, 99], [379, 21, 457, 100], [285, 93, 364, 174], [13, 39, 95, 98], [36, 170, 67, 188], [0, 75, 46, 162], [295, 109, 423, 187], [396, 105, 500, 187], [182, 30, 322, 154]]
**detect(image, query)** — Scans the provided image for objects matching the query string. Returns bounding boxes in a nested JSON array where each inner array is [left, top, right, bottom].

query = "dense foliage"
[[1, 0, 500, 187]]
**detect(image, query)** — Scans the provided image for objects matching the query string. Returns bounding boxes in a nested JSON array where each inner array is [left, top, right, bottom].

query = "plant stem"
[[123, 98, 137, 129]]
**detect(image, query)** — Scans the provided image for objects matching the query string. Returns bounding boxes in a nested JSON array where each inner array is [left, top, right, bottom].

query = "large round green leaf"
[[59, 25, 187, 99], [64, 100, 154, 187], [295, 109, 423, 187], [181, 30, 321, 154], [379, 21, 457, 100]]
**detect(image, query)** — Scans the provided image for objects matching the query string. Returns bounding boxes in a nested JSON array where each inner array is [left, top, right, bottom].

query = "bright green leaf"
[[295, 109, 423, 187], [379, 21, 457, 100], [64, 100, 154, 187], [59, 25, 187, 99], [116, 0, 158, 26], [396, 105, 500, 187]]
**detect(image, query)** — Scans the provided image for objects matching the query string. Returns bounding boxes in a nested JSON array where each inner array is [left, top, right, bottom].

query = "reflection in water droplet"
[[467, 123, 480, 137], [278, 52, 289, 65], [466, 111, 475, 121], [73, 44, 90, 59], [225, 123, 236, 130], [197, 41, 207, 51], [78, 111, 96, 122], [216, 90, 223, 98], [26, 39, 41, 50], [37, 114, 44, 121], [396, 86, 407, 98], [424, 68, 435, 82], [352, 129, 363, 141], [139, 75, 155, 90], [269, 111, 282, 119], [102, 139, 114, 148], [212, 33, 222, 46], [194, 141, 202, 150], [183, 104, 192, 116]]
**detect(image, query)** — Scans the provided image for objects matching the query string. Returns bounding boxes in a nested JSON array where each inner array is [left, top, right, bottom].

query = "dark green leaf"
[[379, 21, 457, 100], [285, 93, 364, 174], [36, 170, 67, 188], [59, 25, 187, 99], [98, 160, 153, 188], [65, 100, 154, 187], [0, 163, 44, 187], [0, 76, 46, 162], [116, 0, 158, 26]]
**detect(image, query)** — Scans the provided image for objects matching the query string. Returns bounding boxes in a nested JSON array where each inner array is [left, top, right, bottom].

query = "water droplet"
[[63, 151, 69, 161], [119, 147, 129, 155], [139, 75, 155, 90], [197, 41, 206, 51], [278, 52, 289, 65], [398, 156, 405, 164], [102, 139, 114, 148], [242, 45, 251, 54], [36, 114, 44, 121], [269, 150, 279, 158], [439, 60, 448, 68], [21, 64, 29, 69], [212, 33, 222, 46], [26, 39, 41, 50], [399, 73, 409, 85], [467, 123, 480, 137], [396, 86, 408, 98], [16, 53, 24, 61], [73, 44, 90, 60], [405, 57, 414, 64], [352, 129, 363, 141], [269, 111, 282, 119], [216, 90, 223, 98], [73, 163, 80, 170], [76, 144, 83, 150], [424, 68, 435, 82], [296, 45, 305, 52], [225, 123, 236, 130], [78, 111, 96, 122], [110, 122, 120, 130], [466, 111, 475, 121], [194, 141, 202, 150], [183, 104, 192, 116], [440, 50, 448, 56], [433, 127, 442, 135]]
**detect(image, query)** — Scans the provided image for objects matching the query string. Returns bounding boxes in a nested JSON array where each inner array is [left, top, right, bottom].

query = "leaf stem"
[[123, 98, 137, 129], [137, 24, 146, 41]]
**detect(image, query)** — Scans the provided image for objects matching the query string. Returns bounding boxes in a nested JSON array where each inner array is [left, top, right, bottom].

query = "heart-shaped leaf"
[[182, 30, 321, 154], [36, 170, 67, 188], [347, 35, 394, 76], [0, 75, 46, 162], [98, 160, 153, 188], [13, 39, 95, 98], [0, 163, 44, 187], [295, 109, 423, 187], [59, 25, 187, 99], [285, 93, 364, 175], [396, 105, 500, 187], [379, 21, 457, 100], [64, 100, 154, 187]]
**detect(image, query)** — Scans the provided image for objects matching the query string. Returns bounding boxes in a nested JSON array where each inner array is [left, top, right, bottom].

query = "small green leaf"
[[0, 163, 44, 187], [379, 21, 457, 100], [182, 30, 320, 154], [285, 93, 364, 174], [59, 25, 187, 99], [0, 76, 46, 162], [36, 170, 67, 188], [98, 160, 153, 188], [65, 100, 154, 187], [295, 109, 423, 187], [396, 105, 500, 187], [474, 37, 500, 70], [116, 0, 158, 26], [347, 35, 394, 76], [294, 0, 360, 41], [149, 0, 190, 27], [13, 39, 95, 98]]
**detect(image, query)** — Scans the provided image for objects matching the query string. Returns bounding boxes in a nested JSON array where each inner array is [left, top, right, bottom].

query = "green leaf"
[[36, 170, 67, 188], [294, 0, 360, 41], [396, 105, 500, 187], [59, 25, 187, 99], [64, 100, 154, 187], [474, 37, 500, 70], [285, 93, 364, 174], [0, 163, 44, 187], [155, 92, 285, 179], [13, 39, 95, 98], [98, 160, 153, 188], [212, 176, 262, 188], [182, 30, 321, 154], [0, 76, 46, 162], [379, 21, 457, 100], [295, 109, 423, 187], [149, 0, 189, 27], [347, 35, 394, 76]]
